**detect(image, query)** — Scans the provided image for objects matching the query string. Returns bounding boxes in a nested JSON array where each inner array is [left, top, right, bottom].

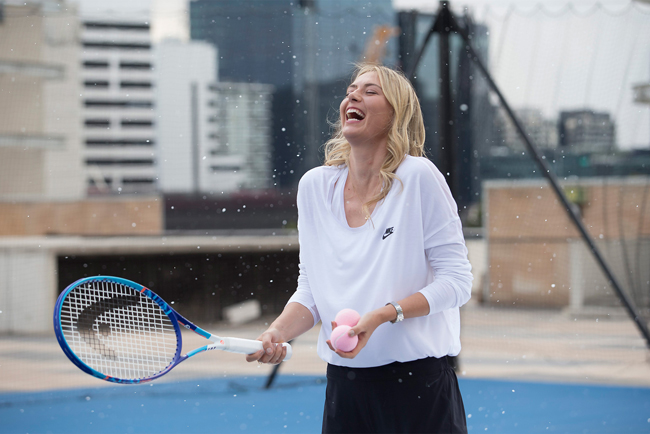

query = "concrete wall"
[[0, 148, 45, 196], [0, 231, 484, 334], [0, 234, 300, 334], [0, 6, 43, 62], [42, 6, 85, 200], [0, 197, 163, 236], [484, 178, 650, 308], [0, 74, 45, 136], [0, 3, 84, 200], [466, 237, 487, 297], [0, 6, 47, 197], [0, 247, 56, 334]]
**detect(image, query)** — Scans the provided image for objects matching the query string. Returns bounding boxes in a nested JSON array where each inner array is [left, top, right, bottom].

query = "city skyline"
[[71, 0, 650, 150]]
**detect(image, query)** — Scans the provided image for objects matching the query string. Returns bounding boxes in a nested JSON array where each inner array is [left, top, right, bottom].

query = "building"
[[497, 107, 559, 153], [210, 82, 274, 192], [0, 1, 84, 200], [0, 1, 163, 239], [291, 0, 396, 171], [80, 17, 156, 195], [154, 39, 219, 194], [155, 40, 273, 195], [189, 0, 294, 88], [188, 0, 396, 186], [189, 0, 395, 88], [0, 2, 165, 335], [633, 82, 650, 148], [189, 0, 295, 186], [559, 110, 616, 154], [291, 0, 396, 91]]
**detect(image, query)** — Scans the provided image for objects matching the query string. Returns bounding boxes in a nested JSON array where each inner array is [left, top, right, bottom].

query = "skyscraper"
[[80, 17, 156, 195], [211, 82, 274, 191], [189, 0, 396, 186], [190, 0, 294, 87], [292, 0, 396, 172]]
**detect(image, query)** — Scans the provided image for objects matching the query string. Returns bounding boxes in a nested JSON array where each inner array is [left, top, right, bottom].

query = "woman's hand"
[[326, 310, 386, 359], [245, 328, 288, 365]]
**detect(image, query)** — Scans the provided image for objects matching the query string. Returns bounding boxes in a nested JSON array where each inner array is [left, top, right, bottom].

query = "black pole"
[[446, 11, 650, 348], [456, 12, 476, 211], [405, 2, 457, 198], [263, 339, 293, 390], [404, 2, 459, 369], [264, 363, 282, 389], [437, 2, 456, 198]]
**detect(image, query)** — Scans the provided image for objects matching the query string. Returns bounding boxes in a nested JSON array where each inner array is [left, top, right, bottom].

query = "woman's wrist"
[[375, 304, 399, 325], [263, 324, 286, 342]]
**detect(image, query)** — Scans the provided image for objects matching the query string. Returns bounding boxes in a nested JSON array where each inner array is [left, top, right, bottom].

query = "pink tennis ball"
[[330, 325, 358, 352], [334, 309, 360, 327]]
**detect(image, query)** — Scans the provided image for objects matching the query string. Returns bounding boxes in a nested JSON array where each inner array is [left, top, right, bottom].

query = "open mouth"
[[346, 108, 366, 121]]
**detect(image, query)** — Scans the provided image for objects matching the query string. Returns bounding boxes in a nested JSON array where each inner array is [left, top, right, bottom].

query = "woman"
[[246, 63, 473, 433]]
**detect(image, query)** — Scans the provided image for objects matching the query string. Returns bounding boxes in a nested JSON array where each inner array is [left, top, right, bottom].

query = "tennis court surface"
[[2, 304, 650, 433], [2, 375, 649, 433]]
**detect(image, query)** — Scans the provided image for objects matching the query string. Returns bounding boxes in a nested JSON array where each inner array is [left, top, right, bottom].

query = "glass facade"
[[189, 0, 396, 185]]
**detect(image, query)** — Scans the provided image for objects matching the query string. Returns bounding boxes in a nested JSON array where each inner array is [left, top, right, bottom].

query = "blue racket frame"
[[53, 275, 214, 384]]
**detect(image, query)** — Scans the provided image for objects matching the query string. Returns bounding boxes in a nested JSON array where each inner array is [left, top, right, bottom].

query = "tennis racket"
[[53, 275, 292, 384]]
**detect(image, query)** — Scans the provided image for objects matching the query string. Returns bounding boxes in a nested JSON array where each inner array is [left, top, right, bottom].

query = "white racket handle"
[[221, 337, 293, 361]]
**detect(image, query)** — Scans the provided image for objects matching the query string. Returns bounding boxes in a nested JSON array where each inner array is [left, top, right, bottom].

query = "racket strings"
[[60, 281, 179, 380]]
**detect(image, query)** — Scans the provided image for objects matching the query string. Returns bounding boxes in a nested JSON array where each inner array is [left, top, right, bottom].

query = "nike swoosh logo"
[[77, 292, 141, 360]]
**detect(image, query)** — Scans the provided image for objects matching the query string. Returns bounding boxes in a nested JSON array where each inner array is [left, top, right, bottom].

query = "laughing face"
[[340, 71, 394, 147]]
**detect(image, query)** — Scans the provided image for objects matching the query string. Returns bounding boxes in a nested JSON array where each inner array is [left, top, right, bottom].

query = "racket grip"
[[224, 337, 293, 361]]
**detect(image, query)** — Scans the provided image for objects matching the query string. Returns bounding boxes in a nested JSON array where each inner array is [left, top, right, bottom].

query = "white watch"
[[386, 301, 404, 323]]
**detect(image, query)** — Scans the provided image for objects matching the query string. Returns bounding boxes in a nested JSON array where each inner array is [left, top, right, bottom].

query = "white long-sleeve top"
[[288, 155, 473, 368]]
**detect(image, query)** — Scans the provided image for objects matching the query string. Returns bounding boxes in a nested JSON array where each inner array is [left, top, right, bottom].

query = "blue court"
[[2, 375, 649, 433]]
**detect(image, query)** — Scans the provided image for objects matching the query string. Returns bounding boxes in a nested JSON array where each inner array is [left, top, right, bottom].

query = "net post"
[[264, 339, 293, 389]]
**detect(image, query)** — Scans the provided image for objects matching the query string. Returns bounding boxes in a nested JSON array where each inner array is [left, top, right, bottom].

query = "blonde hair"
[[323, 63, 426, 218]]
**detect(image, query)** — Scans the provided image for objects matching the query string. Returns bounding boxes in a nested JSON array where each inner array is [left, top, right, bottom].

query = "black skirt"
[[322, 356, 467, 434]]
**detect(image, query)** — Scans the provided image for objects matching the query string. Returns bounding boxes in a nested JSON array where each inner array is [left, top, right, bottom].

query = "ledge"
[[0, 234, 300, 256], [0, 60, 64, 79], [0, 134, 65, 149]]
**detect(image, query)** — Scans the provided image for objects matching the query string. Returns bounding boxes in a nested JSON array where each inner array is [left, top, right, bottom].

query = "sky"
[[71, 0, 650, 149], [72, 0, 646, 41]]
